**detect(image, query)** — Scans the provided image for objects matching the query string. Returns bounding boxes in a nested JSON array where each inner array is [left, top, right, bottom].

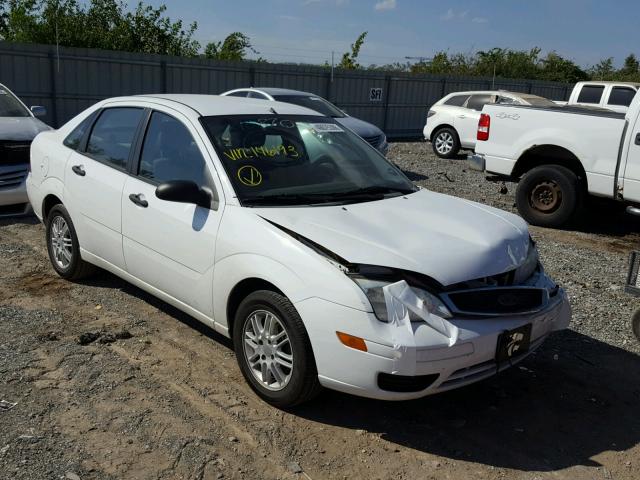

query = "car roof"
[[227, 87, 318, 97], [123, 94, 324, 117], [576, 81, 640, 87], [445, 90, 522, 97]]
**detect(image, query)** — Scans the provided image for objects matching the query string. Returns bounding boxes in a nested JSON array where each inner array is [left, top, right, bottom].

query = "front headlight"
[[513, 239, 539, 284], [351, 277, 452, 322]]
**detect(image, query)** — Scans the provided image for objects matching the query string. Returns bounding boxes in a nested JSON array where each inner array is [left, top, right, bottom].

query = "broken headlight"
[[513, 239, 540, 284], [351, 277, 452, 322]]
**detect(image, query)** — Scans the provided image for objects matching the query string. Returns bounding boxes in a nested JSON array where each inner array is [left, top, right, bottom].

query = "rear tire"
[[232, 290, 322, 408], [632, 309, 640, 342], [432, 127, 460, 159], [45, 204, 96, 280], [515, 165, 583, 228]]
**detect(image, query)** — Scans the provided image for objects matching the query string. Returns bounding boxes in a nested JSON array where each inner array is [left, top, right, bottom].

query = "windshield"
[[201, 114, 416, 207], [272, 95, 346, 118], [0, 85, 30, 117]]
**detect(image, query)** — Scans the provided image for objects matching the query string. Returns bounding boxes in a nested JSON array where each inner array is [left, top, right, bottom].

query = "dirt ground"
[[1, 143, 640, 480]]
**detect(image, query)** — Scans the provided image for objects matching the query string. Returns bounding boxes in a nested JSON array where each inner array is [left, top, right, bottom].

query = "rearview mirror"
[[30, 105, 46, 117], [155, 180, 211, 209]]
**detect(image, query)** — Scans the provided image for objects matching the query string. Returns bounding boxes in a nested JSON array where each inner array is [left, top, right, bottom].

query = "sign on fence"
[[369, 88, 383, 102]]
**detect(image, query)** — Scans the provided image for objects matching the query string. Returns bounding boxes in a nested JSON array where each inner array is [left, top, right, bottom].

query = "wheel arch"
[[513, 144, 588, 189], [42, 193, 63, 222], [226, 277, 284, 338], [430, 123, 457, 142]]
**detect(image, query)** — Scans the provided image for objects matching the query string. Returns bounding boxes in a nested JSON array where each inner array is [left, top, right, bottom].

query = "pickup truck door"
[[621, 114, 640, 202], [121, 109, 223, 320]]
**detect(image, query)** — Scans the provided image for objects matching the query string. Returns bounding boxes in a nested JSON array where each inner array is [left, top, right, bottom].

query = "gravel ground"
[[0, 142, 639, 480]]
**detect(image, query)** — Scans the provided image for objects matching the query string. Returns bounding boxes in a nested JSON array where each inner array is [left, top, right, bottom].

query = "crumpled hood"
[[335, 116, 384, 139], [254, 189, 530, 286], [0, 117, 51, 141]]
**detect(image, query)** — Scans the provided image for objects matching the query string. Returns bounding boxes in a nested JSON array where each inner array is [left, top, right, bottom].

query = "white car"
[[424, 91, 556, 158], [27, 94, 570, 406]]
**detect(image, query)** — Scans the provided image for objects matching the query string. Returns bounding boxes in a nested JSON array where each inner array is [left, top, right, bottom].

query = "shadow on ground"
[[293, 330, 640, 472]]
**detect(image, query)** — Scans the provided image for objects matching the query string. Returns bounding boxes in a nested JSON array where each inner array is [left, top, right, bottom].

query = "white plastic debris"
[[0, 400, 17, 412]]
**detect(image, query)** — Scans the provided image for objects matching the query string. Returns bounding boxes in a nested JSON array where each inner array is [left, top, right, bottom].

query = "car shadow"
[[572, 197, 640, 236], [0, 213, 39, 227], [292, 330, 640, 472], [78, 270, 640, 472]]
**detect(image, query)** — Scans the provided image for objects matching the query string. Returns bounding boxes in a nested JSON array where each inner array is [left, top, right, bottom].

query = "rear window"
[[444, 95, 470, 107], [608, 87, 637, 107], [466, 94, 493, 111], [272, 95, 345, 118], [577, 85, 605, 104]]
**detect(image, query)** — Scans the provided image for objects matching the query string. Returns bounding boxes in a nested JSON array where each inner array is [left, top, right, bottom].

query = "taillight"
[[477, 113, 490, 141]]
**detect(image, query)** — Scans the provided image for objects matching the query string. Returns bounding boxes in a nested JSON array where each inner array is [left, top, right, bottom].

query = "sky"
[[148, 0, 639, 68]]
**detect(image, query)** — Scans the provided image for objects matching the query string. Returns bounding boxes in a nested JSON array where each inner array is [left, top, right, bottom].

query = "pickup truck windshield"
[[202, 114, 416, 206], [0, 86, 30, 117]]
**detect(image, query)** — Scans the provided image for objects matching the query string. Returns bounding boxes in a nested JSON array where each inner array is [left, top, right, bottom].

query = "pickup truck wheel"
[[45, 204, 96, 280], [516, 165, 582, 228], [233, 290, 322, 408], [432, 128, 460, 159]]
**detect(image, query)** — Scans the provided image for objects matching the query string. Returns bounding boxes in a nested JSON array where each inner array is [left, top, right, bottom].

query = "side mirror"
[[155, 180, 211, 209], [30, 106, 47, 117]]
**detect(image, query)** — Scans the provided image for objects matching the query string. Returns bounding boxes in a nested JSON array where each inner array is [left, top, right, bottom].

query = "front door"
[[64, 107, 145, 270], [121, 110, 223, 318], [621, 114, 640, 203]]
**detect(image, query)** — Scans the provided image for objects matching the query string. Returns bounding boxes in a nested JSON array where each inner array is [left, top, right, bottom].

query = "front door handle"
[[128, 193, 148, 208], [71, 165, 85, 176], [635, 133, 640, 145]]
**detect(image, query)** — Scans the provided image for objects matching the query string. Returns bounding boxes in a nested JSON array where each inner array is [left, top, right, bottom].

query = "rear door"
[[605, 86, 637, 113], [455, 94, 494, 148], [121, 109, 224, 318], [64, 107, 145, 270]]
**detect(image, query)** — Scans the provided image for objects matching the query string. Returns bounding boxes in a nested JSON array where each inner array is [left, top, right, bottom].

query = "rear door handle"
[[71, 165, 85, 176], [458, 115, 466, 119], [128, 193, 148, 208], [635, 133, 640, 145]]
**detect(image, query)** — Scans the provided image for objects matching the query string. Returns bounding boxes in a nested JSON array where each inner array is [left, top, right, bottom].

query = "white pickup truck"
[[469, 94, 640, 227], [557, 81, 639, 114]]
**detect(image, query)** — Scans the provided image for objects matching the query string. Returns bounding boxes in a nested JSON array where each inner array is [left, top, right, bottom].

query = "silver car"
[[0, 83, 51, 216]]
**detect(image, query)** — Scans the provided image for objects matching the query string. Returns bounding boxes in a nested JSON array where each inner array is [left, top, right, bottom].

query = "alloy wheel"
[[50, 215, 73, 269], [242, 309, 294, 391], [435, 132, 454, 155]]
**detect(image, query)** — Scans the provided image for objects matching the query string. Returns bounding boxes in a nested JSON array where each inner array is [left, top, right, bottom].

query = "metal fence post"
[[326, 70, 332, 102], [249, 65, 256, 87], [382, 75, 392, 134], [48, 51, 59, 127], [160, 60, 168, 93]]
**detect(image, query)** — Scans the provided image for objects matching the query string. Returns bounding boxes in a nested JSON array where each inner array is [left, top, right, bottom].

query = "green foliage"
[[0, 0, 200, 56], [204, 32, 257, 61], [338, 31, 367, 70]]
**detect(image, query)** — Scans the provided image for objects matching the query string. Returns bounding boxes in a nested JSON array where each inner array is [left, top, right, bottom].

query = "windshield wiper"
[[331, 186, 417, 197], [242, 193, 335, 206]]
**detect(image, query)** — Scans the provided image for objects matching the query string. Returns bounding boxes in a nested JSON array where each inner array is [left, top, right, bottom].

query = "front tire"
[[515, 165, 583, 228], [432, 127, 460, 159], [233, 290, 321, 408], [45, 204, 95, 280]]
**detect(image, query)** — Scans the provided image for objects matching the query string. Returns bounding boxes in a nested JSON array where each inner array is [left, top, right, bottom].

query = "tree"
[[539, 51, 589, 83], [589, 57, 616, 80], [620, 54, 639, 77], [204, 32, 257, 61], [0, 0, 200, 56], [339, 31, 367, 70]]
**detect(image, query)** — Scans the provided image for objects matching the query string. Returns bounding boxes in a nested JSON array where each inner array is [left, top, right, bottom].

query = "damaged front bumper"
[[297, 276, 571, 401]]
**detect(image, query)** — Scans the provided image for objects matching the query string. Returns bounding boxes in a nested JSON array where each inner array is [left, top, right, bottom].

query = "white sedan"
[[27, 94, 570, 406], [424, 90, 556, 158]]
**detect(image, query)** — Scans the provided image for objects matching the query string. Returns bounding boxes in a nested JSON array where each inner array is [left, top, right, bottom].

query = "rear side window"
[[577, 85, 605, 104], [138, 111, 207, 186], [226, 91, 248, 97], [466, 94, 493, 111], [444, 95, 471, 107], [249, 91, 268, 100], [86, 108, 144, 170], [63, 111, 97, 150], [608, 87, 637, 107]]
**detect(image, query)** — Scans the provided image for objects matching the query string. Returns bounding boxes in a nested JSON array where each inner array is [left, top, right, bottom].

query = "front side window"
[[272, 95, 345, 118], [465, 94, 493, 111], [63, 111, 98, 150], [577, 85, 604, 104], [608, 87, 637, 107], [138, 111, 207, 185], [201, 114, 415, 206], [86, 108, 144, 169], [0, 85, 30, 117]]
